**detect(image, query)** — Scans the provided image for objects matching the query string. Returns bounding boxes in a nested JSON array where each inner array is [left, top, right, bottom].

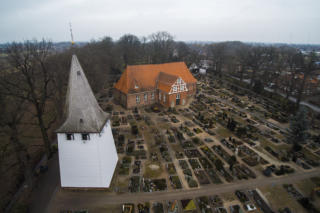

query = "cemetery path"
[[47, 168, 320, 212]]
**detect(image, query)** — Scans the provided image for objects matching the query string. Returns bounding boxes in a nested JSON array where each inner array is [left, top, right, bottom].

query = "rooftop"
[[56, 55, 109, 133]]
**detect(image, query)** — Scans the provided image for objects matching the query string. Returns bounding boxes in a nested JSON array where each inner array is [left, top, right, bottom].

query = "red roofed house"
[[113, 62, 197, 108]]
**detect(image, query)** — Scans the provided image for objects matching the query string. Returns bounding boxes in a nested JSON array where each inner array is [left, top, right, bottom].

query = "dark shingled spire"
[[56, 55, 109, 133]]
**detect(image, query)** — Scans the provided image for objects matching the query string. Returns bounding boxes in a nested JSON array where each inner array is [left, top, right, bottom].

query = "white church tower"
[[56, 55, 118, 188]]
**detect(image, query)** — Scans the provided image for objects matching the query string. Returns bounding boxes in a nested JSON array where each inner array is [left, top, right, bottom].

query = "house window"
[[173, 86, 177, 93], [151, 92, 154, 100], [159, 92, 161, 100], [176, 93, 180, 99], [180, 85, 184, 91], [66, 133, 74, 140], [144, 93, 148, 102], [136, 95, 140, 103], [163, 94, 166, 103], [177, 78, 181, 83], [82, 133, 90, 140]]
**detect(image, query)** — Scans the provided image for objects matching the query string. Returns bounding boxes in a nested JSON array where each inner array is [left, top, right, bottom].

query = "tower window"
[[66, 133, 74, 140], [82, 133, 90, 140]]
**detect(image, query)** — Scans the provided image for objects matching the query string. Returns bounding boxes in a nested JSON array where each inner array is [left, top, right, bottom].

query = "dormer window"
[[180, 85, 185, 91], [66, 133, 74, 140], [82, 133, 90, 140], [135, 84, 139, 89], [177, 78, 181, 83]]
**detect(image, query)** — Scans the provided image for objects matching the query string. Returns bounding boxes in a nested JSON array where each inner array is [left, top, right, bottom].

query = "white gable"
[[169, 77, 188, 94]]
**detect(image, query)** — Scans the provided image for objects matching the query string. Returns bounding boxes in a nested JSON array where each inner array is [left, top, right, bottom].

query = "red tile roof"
[[114, 62, 196, 94]]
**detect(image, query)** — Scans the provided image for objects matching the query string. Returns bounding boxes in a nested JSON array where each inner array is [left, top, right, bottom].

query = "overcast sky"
[[1, 0, 319, 44]]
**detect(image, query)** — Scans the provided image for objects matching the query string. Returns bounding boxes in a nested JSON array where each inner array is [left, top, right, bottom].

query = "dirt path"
[[47, 168, 320, 212]]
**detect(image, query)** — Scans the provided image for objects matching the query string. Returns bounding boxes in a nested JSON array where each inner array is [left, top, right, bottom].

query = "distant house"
[[113, 62, 197, 108], [56, 55, 118, 188]]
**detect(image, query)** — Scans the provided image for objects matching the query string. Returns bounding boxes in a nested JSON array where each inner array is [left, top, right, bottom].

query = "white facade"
[[57, 120, 118, 188]]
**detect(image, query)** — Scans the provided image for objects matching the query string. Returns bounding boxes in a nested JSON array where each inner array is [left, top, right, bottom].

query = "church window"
[[82, 133, 90, 140], [66, 133, 74, 140]]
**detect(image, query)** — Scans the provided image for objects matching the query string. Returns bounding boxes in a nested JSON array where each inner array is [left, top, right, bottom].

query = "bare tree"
[[0, 94, 33, 188], [235, 43, 251, 82], [149, 31, 174, 63], [0, 40, 55, 158], [208, 42, 227, 78], [296, 51, 317, 109], [118, 34, 141, 66], [247, 46, 266, 88]]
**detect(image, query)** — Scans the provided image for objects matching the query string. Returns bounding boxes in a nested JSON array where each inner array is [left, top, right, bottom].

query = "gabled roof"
[[114, 62, 196, 94], [56, 55, 109, 133]]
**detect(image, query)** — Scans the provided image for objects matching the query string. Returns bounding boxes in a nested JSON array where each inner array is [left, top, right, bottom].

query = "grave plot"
[[132, 160, 141, 174], [170, 116, 180, 123], [196, 196, 212, 213], [180, 199, 197, 213], [180, 126, 195, 137], [137, 203, 150, 213], [229, 204, 244, 213], [206, 169, 223, 184], [221, 138, 242, 152], [215, 163, 234, 182], [193, 127, 203, 134], [184, 149, 202, 158], [112, 115, 120, 127], [238, 145, 268, 166], [167, 130, 176, 143], [169, 176, 182, 189], [209, 195, 223, 208], [215, 207, 228, 213], [121, 116, 128, 125], [129, 176, 141, 192], [175, 151, 184, 159], [115, 134, 125, 153], [160, 145, 172, 162], [183, 169, 198, 188], [142, 179, 167, 192], [167, 200, 179, 213], [194, 170, 210, 185], [188, 159, 202, 170], [263, 165, 295, 177], [179, 160, 189, 170], [235, 190, 250, 203], [152, 202, 164, 213], [118, 156, 132, 175], [199, 157, 213, 169], [181, 141, 195, 149], [212, 145, 233, 165], [200, 146, 220, 164]]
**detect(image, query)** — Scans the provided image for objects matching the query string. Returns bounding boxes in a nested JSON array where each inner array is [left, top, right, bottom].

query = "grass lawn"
[[215, 126, 232, 139], [259, 185, 306, 213], [144, 161, 163, 179]]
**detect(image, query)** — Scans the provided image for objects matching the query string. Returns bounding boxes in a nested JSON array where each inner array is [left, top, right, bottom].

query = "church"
[[56, 55, 118, 188], [113, 62, 197, 109]]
